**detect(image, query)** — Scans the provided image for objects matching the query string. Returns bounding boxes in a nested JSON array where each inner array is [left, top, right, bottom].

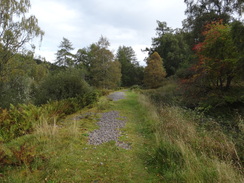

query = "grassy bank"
[[136, 92, 243, 182]]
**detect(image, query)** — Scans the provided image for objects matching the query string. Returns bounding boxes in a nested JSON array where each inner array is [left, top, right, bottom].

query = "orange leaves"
[[202, 20, 224, 36], [144, 52, 166, 89], [185, 20, 239, 90]]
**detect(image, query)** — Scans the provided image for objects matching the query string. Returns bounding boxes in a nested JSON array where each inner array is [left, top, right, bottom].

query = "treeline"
[[54, 36, 144, 89], [141, 0, 244, 173], [2, 0, 243, 111], [0, 36, 145, 109], [144, 0, 244, 110]]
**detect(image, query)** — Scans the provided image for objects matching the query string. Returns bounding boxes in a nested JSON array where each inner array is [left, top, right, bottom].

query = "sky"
[[29, 0, 187, 65]]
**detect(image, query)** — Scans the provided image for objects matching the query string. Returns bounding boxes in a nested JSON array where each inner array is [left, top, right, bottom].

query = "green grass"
[[136, 94, 244, 183], [1, 91, 243, 182], [1, 92, 161, 182]]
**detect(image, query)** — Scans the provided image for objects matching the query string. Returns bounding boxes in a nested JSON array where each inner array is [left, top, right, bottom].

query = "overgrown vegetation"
[[0, 90, 99, 142], [136, 91, 243, 182]]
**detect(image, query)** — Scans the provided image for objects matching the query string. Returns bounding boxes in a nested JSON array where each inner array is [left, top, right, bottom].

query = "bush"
[[78, 90, 100, 107], [129, 85, 141, 92], [34, 69, 91, 105], [0, 90, 99, 142], [142, 78, 180, 106], [0, 75, 33, 109], [0, 104, 41, 142]]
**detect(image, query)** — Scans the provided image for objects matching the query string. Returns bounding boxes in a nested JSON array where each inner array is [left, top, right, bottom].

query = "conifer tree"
[[55, 37, 74, 67], [144, 52, 166, 88]]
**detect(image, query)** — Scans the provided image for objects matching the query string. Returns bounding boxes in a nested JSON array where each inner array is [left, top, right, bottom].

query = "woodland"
[[0, 0, 244, 182]]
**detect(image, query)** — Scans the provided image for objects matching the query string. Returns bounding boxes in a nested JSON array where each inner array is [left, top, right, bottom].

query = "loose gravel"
[[88, 92, 130, 149]]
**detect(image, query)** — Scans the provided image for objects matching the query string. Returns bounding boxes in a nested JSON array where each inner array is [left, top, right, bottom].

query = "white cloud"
[[31, 1, 78, 23], [29, 0, 187, 64], [34, 48, 56, 62]]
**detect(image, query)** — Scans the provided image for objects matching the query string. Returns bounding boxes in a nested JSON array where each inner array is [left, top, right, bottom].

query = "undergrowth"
[[138, 93, 243, 182], [0, 91, 99, 142]]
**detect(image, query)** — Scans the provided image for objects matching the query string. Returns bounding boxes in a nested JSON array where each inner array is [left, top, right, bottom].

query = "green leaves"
[[193, 21, 240, 90], [151, 21, 191, 76], [116, 46, 143, 87], [0, 0, 44, 75], [55, 38, 75, 67], [88, 36, 121, 89], [34, 69, 91, 105]]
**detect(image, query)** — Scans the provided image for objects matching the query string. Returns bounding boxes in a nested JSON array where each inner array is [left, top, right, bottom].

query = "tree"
[[76, 48, 90, 68], [184, 0, 243, 18], [149, 21, 192, 76], [230, 21, 244, 79], [144, 52, 166, 88], [116, 46, 143, 86], [183, 0, 244, 46], [0, 0, 44, 74], [0, 54, 48, 108], [55, 37, 75, 67], [105, 60, 122, 89], [88, 36, 121, 89], [191, 21, 240, 90]]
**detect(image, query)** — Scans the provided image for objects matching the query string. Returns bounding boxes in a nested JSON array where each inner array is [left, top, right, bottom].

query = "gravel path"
[[88, 92, 130, 149], [108, 91, 126, 101]]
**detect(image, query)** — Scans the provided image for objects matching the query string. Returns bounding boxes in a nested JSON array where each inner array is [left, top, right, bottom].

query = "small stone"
[[88, 92, 130, 149]]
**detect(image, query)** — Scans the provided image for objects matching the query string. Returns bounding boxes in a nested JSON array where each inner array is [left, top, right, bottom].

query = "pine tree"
[[55, 38, 74, 67], [116, 46, 143, 86], [144, 52, 166, 88]]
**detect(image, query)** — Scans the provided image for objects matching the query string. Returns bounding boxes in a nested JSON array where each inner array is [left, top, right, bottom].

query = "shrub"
[[0, 104, 41, 142], [0, 90, 99, 142], [142, 77, 180, 106], [0, 75, 33, 108], [34, 69, 91, 105], [129, 85, 141, 92]]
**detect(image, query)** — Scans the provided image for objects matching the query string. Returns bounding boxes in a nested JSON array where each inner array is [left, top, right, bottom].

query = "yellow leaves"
[[144, 52, 166, 89]]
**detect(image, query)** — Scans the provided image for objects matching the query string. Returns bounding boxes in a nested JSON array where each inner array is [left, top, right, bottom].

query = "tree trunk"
[[219, 77, 223, 90], [225, 76, 233, 90]]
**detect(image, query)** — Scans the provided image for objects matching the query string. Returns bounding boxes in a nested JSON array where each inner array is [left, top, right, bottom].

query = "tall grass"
[[138, 94, 244, 182], [35, 115, 58, 138]]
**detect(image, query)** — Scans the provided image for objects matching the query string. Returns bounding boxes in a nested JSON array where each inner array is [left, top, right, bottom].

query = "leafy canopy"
[[0, 0, 44, 68], [192, 20, 240, 90]]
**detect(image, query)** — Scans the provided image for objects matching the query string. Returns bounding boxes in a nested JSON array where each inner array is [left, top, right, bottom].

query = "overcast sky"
[[30, 0, 187, 64]]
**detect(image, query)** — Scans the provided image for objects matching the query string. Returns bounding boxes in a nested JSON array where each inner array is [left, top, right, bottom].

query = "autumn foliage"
[[186, 20, 239, 91], [144, 52, 166, 88]]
